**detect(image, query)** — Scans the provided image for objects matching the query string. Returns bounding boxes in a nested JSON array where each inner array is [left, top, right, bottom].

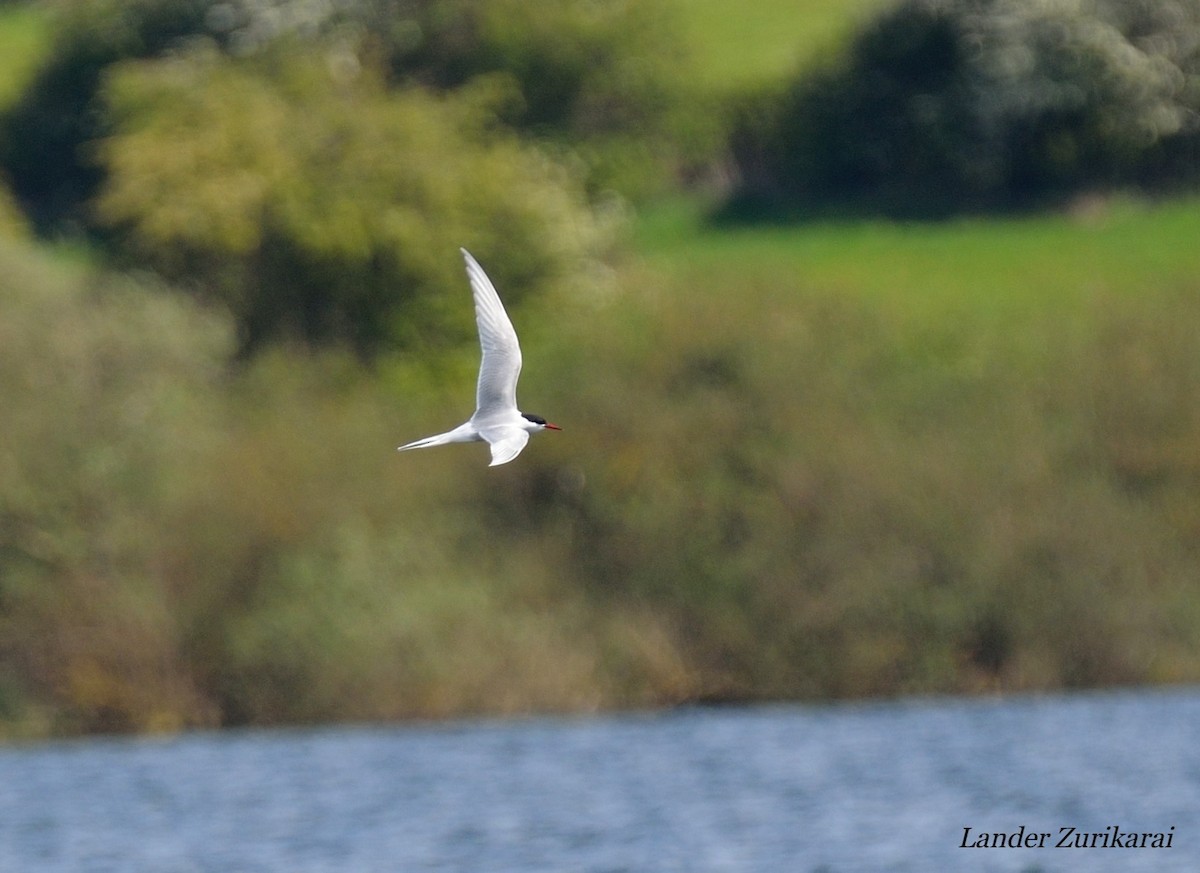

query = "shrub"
[[730, 0, 1200, 213], [0, 0, 211, 230], [0, 237, 230, 733], [0, 240, 620, 732], [94, 47, 610, 355], [480, 261, 1200, 701], [0, 178, 27, 238], [1, 0, 706, 242], [371, 0, 712, 197]]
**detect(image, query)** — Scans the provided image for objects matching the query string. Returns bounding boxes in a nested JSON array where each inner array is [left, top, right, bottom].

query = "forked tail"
[[396, 434, 446, 452], [396, 422, 478, 453]]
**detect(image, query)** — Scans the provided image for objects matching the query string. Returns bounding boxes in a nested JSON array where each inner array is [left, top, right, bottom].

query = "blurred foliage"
[[508, 258, 1200, 701], [0, 178, 28, 238], [134, 0, 714, 195], [0, 0, 686, 355], [4, 2, 1200, 738], [366, 0, 716, 197], [94, 46, 609, 354], [0, 2, 52, 113], [0, 236, 230, 734], [0, 0, 212, 230], [0, 239, 631, 733], [0, 0, 709, 242], [730, 0, 1200, 213], [5, 199, 1200, 735]]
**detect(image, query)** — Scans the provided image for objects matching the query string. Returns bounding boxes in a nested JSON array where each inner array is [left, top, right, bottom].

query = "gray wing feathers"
[[461, 249, 522, 417]]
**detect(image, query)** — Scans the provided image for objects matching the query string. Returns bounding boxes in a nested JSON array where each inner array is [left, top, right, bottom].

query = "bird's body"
[[397, 249, 560, 466]]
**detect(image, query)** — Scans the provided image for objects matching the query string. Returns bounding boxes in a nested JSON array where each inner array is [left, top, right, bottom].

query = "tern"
[[397, 248, 561, 466]]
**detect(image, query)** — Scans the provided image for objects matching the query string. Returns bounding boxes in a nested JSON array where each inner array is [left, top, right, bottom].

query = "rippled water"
[[1, 688, 1197, 872]]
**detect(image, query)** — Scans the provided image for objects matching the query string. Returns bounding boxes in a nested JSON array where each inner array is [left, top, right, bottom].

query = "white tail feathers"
[[396, 422, 479, 453]]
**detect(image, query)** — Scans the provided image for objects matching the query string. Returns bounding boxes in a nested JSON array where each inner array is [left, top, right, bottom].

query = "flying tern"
[[397, 248, 561, 466]]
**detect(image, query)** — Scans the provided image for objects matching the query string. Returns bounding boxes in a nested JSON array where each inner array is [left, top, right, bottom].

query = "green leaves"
[[95, 47, 609, 355], [730, 0, 1200, 213]]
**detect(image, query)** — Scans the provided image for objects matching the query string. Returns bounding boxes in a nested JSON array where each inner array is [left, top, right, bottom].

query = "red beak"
[[545, 422, 562, 431]]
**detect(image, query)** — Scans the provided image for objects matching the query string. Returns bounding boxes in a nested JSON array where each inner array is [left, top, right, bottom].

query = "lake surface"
[[0, 687, 1196, 873]]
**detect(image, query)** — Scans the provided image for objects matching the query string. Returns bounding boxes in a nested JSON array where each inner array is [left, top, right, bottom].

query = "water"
[[1, 687, 1196, 873]]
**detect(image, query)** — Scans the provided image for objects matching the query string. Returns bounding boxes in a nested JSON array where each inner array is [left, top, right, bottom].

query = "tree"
[[0, 0, 211, 230], [94, 47, 609, 355], [730, 0, 1200, 213]]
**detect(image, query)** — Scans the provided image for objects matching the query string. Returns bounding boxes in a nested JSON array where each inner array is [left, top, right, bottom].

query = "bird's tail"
[[396, 423, 476, 453], [398, 434, 441, 453], [397, 433, 451, 452]]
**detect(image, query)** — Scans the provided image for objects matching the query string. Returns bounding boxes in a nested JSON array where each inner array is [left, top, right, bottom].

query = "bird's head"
[[521, 412, 561, 432]]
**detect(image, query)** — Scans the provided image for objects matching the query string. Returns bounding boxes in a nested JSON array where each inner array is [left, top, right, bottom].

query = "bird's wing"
[[462, 249, 523, 418], [482, 426, 530, 467]]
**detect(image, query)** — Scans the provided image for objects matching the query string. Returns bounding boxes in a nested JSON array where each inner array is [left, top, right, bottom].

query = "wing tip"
[[461, 247, 487, 279]]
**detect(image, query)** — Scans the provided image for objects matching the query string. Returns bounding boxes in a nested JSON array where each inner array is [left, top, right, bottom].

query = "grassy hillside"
[[635, 195, 1200, 315], [679, 0, 890, 89], [0, 4, 50, 112]]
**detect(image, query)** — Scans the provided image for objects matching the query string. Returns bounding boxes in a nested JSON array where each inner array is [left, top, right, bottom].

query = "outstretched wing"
[[482, 426, 530, 467], [462, 249, 523, 419]]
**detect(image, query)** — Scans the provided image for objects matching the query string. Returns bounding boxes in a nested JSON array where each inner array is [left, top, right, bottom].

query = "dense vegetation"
[[730, 0, 1200, 214], [2, 0, 1200, 737]]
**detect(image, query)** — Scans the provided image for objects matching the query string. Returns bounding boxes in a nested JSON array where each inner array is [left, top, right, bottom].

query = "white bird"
[[397, 248, 561, 466]]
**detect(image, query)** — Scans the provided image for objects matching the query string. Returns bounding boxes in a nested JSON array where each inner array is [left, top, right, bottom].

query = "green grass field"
[[680, 0, 889, 89], [664, 0, 1200, 322], [0, 4, 51, 112], [633, 195, 1200, 318]]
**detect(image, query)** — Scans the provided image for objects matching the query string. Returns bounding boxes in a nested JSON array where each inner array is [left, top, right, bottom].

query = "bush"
[[0, 241, 622, 733], [94, 47, 610, 355], [0, 0, 211, 230], [0, 178, 27, 238], [371, 0, 712, 198], [5, 221, 1200, 734], [0, 237, 231, 733], [1, 0, 707, 243], [480, 261, 1200, 701], [730, 0, 1200, 213], [159, 348, 616, 726], [1, 0, 617, 356]]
